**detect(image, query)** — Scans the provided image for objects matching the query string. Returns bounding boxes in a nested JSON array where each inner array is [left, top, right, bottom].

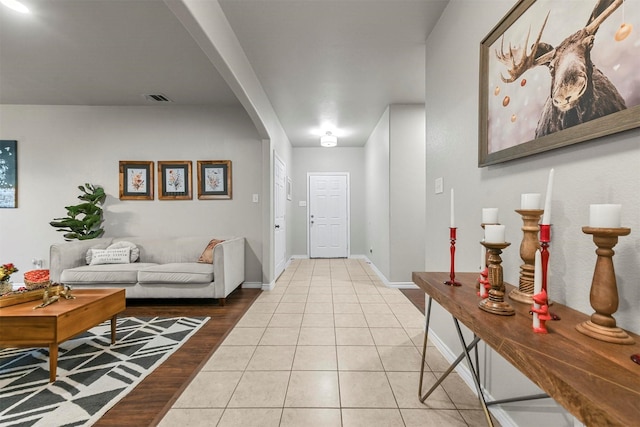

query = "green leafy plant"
[[50, 183, 106, 241]]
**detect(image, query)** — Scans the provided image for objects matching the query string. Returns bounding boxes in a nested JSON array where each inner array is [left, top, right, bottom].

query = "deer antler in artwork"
[[585, 0, 623, 34], [492, 0, 628, 138], [495, 12, 553, 83]]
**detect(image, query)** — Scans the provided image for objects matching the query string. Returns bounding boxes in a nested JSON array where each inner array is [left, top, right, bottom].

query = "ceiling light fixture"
[[320, 131, 337, 148], [1, 0, 30, 14]]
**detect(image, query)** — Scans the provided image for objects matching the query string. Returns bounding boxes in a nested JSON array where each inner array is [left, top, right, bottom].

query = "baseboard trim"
[[261, 280, 275, 291], [241, 282, 263, 289], [354, 255, 418, 289], [386, 282, 419, 289]]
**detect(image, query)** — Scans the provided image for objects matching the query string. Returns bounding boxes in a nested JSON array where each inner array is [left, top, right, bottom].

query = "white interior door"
[[308, 174, 349, 258], [274, 154, 286, 277]]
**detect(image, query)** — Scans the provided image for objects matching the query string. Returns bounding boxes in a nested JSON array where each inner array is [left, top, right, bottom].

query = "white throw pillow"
[[89, 248, 131, 265], [85, 243, 111, 264], [108, 241, 140, 262]]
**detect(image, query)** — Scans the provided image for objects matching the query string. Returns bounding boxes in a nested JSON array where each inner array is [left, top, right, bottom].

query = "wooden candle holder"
[[576, 227, 633, 345], [510, 209, 543, 304], [479, 241, 514, 316]]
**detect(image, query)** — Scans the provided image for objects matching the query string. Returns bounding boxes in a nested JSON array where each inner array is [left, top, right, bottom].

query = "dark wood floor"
[[400, 288, 426, 314], [94, 287, 261, 427], [93, 286, 423, 426]]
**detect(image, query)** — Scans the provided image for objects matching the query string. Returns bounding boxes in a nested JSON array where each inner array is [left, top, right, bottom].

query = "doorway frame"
[[306, 172, 351, 258], [274, 152, 287, 278]]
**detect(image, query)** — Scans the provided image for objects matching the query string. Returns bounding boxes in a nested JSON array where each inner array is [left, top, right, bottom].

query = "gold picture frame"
[[158, 161, 192, 200], [197, 160, 232, 200], [119, 161, 154, 200]]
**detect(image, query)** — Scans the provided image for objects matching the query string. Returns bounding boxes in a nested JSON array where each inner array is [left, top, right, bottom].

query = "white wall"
[[0, 104, 264, 284], [425, 1, 640, 426], [365, 107, 391, 277], [290, 147, 366, 256], [389, 105, 426, 282], [365, 105, 427, 283]]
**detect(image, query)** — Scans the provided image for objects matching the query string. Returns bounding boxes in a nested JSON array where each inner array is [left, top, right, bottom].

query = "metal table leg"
[[418, 296, 493, 425], [453, 317, 494, 426]]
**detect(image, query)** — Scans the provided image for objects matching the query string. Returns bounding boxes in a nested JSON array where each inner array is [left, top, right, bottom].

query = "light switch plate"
[[435, 177, 444, 194], [299, 201, 307, 207], [252, 194, 259, 203]]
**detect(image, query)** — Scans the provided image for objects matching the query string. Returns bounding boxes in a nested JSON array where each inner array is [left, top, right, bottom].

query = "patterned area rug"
[[0, 316, 209, 427]]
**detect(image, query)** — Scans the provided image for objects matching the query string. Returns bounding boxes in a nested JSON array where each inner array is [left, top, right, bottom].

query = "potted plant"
[[0, 263, 18, 294], [50, 183, 106, 241]]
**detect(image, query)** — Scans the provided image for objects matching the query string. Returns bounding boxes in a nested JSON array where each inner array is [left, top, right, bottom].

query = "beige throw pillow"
[[198, 239, 225, 264]]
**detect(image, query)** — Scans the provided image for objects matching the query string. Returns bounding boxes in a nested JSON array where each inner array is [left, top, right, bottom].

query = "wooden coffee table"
[[0, 288, 126, 382]]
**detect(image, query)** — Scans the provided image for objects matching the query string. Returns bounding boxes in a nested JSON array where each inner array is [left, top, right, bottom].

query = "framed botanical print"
[[197, 160, 232, 200], [119, 161, 154, 200], [158, 161, 192, 200], [0, 140, 17, 208]]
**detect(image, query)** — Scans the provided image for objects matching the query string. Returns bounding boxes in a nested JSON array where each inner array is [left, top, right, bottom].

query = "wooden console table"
[[412, 272, 640, 427]]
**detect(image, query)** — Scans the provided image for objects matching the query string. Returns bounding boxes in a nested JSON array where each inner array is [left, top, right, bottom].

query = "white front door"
[[274, 154, 286, 277], [308, 174, 349, 258]]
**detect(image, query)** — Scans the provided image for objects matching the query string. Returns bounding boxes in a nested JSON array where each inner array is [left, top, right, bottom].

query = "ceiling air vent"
[[143, 93, 173, 103]]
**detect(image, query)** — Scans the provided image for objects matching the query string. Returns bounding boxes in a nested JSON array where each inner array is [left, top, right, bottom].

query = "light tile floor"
[[158, 259, 494, 427]]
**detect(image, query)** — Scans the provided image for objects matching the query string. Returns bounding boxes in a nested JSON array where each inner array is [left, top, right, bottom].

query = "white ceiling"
[[0, 0, 448, 147]]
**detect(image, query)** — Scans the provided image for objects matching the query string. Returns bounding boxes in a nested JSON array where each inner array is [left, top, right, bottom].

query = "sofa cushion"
[[137, 263, 214, 284], [61, 263, 158, 284]]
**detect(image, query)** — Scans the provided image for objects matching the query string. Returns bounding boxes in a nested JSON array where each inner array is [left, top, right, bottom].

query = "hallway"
[[158, 258, 491, 426]]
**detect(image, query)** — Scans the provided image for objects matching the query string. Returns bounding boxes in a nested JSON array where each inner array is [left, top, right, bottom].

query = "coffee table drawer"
[[0, 317, 56, 344]]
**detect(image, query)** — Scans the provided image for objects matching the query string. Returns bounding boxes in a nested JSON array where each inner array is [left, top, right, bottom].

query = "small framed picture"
[[158, 161, 192, 200], [197, 160, 232, 200], [119, 161, 154, 200], [0, 140, 17, 208], [286, 176, 292, 200]]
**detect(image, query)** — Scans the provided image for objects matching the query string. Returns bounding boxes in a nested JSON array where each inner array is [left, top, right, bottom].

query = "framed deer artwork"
[[479, 0, 639, 167]]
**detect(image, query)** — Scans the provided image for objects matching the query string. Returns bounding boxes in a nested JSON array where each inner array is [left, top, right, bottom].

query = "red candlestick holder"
[[538, 224, 560, 320], [444, 227, 461, 286], [539, 224, 551, 294]]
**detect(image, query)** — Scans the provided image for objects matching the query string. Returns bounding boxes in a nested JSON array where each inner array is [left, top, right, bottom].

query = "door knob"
[[275, 224, 280, 229]]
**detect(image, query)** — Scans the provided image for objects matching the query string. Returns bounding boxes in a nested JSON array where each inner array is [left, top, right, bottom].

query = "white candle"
[[541, 169, 554, 225], [450, 188, 455, 228], [533, 249, 542, 329], [589, 204, 622, 228], [521, 193, 541, 210], [484, 224, 506, 243], [482, 208, 499, 224]]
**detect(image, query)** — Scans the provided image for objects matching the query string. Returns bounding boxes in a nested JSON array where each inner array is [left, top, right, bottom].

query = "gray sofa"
[[49, 236, 245, 304]]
